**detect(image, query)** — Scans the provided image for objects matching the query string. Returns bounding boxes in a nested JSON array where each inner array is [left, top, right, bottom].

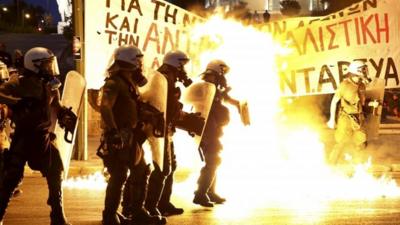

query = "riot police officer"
[[193, 59, 240, 207], [98, 45, 165, 225], [0, 47, 74, 225], [145, 50, 193, 217]]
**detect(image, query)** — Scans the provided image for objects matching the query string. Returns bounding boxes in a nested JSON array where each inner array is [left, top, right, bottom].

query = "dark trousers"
[[121, 159, 151, 214], [103, 141, 148, 216], [0, 138, 64, 222], [196, 143, 222, 195], [0, 151, 4, 189], [145, 141, 177, 212]]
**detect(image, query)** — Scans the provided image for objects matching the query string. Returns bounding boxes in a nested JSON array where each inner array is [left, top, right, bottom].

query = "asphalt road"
[[1, 172, 400, 225]]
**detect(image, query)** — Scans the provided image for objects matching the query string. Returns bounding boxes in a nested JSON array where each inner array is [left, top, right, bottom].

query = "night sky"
[[3, 0, 61, 23]]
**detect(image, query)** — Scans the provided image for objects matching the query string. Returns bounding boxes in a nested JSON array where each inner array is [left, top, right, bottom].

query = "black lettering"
[[337, 61, 350, 82], [165, 5, 178, 24], [297, 67, 315, 93], [318, 65, 337, 91], [152, 0, 165, 21], [106, 13, 118, 30], [369, 58, 384, 78], [385, 57, 399, 85], [105, 30, 117, 44], [128, 0, 143, 15], [280, 71, 297, 94], [363, 0, 377, 10]]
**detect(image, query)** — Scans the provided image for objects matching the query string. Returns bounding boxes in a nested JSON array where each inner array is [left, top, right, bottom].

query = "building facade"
[[205, 0, 325, 15]]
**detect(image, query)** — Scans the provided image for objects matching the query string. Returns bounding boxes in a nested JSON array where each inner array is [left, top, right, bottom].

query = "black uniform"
[[145, 64, 185, 217], [195, 90, 229, 202], [0, 71, 70, 225], [99, 72, 164, 225], [194, 70, 238, 206]]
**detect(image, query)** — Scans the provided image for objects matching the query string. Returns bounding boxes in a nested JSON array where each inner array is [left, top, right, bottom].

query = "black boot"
[[121, 175, 133, 219], [132, 208, 166, 225], [103, 211, 130, 225], [50, 208, 71, 225], [193, 191, 214, 207], [145, 165, 165, 217], [207, 192, 226, 204], [103, 171, 128, 225], [158, 172, 183, 216], [0, 188, 12, 223], [207, 177, 225, 204], [193, 169, 214, 207], [131, 163, 166, 225], [193, 163, 216, 207], [47, 174, 71, 225]]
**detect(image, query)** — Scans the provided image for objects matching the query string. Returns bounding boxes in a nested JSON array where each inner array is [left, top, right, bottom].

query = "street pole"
[[73, 0, 88, 161], [22, 9, 24, 27]]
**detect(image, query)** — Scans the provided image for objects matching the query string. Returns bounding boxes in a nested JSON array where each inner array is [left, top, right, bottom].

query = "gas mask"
[[217, 75, 227, 90], [176, 69, 192, 87], [131, 68, 148, 87], [48, 77, 62, 90]]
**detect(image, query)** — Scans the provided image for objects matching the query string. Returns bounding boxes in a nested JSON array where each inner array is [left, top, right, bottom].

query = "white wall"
[[242, 0, 267, 11]]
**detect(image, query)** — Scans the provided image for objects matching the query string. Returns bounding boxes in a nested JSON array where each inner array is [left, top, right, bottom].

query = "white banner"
[[84, 0, 203, 89], [267, 0, 400, 96]]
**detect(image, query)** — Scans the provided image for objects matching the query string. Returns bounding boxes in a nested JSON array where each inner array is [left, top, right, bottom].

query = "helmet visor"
[[35, 56, 60, 76]]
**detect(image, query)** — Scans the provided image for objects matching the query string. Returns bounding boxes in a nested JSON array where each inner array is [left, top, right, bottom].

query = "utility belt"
[[97, 127, 136, 160]]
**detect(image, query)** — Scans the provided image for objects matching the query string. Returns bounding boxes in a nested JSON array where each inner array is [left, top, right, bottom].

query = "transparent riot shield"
[[182, 81, 216, 149], [53, 71, 86, 178], [139, 71, 168, 171], [364, 78, 385, 141]]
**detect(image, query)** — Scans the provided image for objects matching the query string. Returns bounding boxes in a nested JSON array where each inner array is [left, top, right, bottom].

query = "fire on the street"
[[63, 171, 107, 190], [64, 15, 400, 218]]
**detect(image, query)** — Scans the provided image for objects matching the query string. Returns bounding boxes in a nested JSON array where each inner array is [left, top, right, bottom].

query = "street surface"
[[2, 173, 400, 225]]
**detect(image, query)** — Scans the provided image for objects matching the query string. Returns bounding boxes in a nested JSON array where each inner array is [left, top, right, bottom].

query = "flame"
[[66, 15, 400, 222], [63, 171, 107, 190], [175, 15, 400, 219]]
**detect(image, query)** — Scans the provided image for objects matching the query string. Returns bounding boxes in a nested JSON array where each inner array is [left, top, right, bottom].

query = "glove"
[[107, 129, 124, 150]]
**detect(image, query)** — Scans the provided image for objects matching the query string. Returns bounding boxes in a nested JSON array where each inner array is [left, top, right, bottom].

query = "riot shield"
[[139, 71, 168, 171], [53, 71, 86, 178], [182, 81, 216, 149], [364, 78, 385, 141]]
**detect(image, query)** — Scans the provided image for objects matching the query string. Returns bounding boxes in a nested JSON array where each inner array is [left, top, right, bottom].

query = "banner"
[[84, 0, 203, 89], [267, 0, 400, 96]]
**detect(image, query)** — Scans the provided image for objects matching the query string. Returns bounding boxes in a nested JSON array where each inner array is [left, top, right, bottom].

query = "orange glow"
[[66, 15, 400, 221]]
